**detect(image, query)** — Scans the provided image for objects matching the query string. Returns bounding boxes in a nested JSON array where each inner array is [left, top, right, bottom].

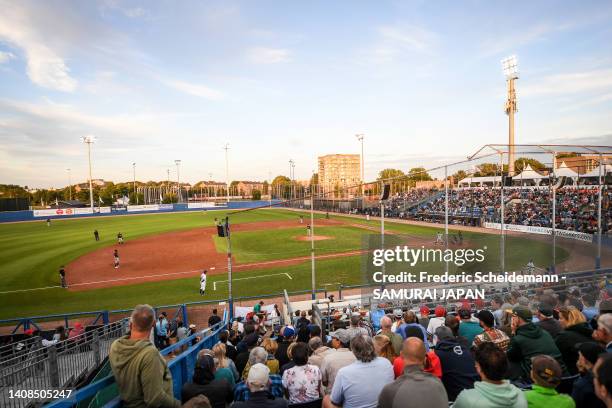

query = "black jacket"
[[230, 391, 288, 408], [434, 339, 479, 401], [182, 378, 233, 408], [235, 351, 250, 378], [555, 322, 594, 375], [275, 340, 292, 369], [572, 370, 605, 408], [537, 318, 562, 338]]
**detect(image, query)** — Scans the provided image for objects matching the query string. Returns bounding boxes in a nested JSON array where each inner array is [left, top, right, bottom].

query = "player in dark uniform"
[[46, 218, 51, 227], [117, 232, 123, 244], [94, 230, 100, 241], [113, 249, 120, 269], [59, 266, 67, 288]]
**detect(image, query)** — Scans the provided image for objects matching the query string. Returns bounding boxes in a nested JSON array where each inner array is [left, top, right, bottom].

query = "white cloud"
[[247, 47, 291, 64], [522, 69, 612, 97], [365, 24, 437, 64], [0, 50, 15, 63], [0, 1, 77, 91], [160, 78, 225, 100]]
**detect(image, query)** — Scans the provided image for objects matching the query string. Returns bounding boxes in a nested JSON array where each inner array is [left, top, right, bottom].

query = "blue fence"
[[0, 200, 282, 223], [45, 310, 227, 408]]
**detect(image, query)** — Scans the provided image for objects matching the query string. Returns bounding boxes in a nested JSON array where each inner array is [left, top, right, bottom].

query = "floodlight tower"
[[175, 159, 181, 203], [502, 55, 519, 176], [81, 135, 95, 210], [355, 133, 365, 203], [224, 143, 230, 203]]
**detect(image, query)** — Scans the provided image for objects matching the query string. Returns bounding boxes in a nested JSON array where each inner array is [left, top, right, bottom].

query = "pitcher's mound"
[[295, 235, 332, 241]]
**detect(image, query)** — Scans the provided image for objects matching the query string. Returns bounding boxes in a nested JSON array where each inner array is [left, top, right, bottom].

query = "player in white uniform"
[[199, 270, 207, 295], [435, 232, 444, 245]]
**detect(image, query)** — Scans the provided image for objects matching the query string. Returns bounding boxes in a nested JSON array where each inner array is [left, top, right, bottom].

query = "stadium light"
[[224, 143, 230, 203], [66, 168, 72, 201], [132, 162, 138, 205], [355, 133, 365, 203], [175, 159, 182, 203], [81, 135, 96, 210], [502, 55, 519, 176]]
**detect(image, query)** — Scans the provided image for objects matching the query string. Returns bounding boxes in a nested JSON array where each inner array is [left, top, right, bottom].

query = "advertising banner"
[[127, 204, 160, 212], [483, 222, 592, 242], [187, 202, 217, 209]]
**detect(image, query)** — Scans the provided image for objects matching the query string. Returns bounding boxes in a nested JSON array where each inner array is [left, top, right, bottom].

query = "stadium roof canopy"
[[468, 144, 612, 161]]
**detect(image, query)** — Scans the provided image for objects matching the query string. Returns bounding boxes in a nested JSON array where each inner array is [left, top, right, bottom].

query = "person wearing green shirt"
[[525, 355, 575, 408]]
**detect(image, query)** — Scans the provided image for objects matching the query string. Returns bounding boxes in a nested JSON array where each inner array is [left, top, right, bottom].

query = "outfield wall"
[[0, 200, 281, 223]]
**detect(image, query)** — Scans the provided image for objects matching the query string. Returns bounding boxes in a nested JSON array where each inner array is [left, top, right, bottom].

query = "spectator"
[[593, 314, 612, 352], [242, 347, 273, 381], [434, 326, 479, 401], [472, 310, 510, 352], [391, 309, 403, 332], [182, 353, 233, 408], [396, 311, 428, 342], [507, 305, 566, 381], [392, 326, 442, 379], [156, 313, 169, 348], [458, 309, 483, 345], [53, 326, 67, 342], [231, 363, 287, 408], [183, 395, 212, 408], [109, 304, 180, 408], [373, 334, 397, 364], [275, 326, 295, 368], [491, 296, 504, 327], [280, 342, 298, 376], [572, 342, 606, 408], [346, 313, 369, 342], [419, 305, 431, 329], [536, 303, 562, 338], [297, 326, 311, 343], [218, 330, 237, 361], [296, 311, 310, 332], [282, 342, 322, 404], [445, 315, 470, 349], [380, 316, 403, 355], [524, 355, 575, 408], [378, 337, 448, 408], [261, 338, 280, 374], [176, 320, 188, 342], [583, 294, 599, 321], [453, 342, 527, 408], [69, 322, 84, 339], [235, 325, 259, 376], [208, 309, 222, 327], [234, 351, 284, 402], [556, 306, 595, 375], [308, 336, 334, 368], [212, 343, 239, 386], [320, 329, 356, 393], [323, 335, 394, 408]]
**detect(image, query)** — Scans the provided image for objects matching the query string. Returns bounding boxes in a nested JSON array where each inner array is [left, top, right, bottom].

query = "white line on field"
[[213, 272, 293, 290]]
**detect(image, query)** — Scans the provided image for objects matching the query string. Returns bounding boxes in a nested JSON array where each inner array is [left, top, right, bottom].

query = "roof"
[[515, 163, 545, 179]]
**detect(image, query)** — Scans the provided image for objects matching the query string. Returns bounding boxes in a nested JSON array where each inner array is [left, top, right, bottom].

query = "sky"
[[0, 0, 611, 188]]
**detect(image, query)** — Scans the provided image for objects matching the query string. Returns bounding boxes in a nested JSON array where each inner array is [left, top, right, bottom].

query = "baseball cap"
[[458, 309, 471, 319], [393, 309, 403, 318], [538, 304, 554, 317], [576, 342, 605, 365], [247, 363, 270, 389], [475, 310, 495, 327], [434, 305, 446, 317], [282, 326, 295, 338], [512, 305, 533, 322], [329, 328, 350, 345], [24, 329, 34, 335], [420, 305, 430, 316]]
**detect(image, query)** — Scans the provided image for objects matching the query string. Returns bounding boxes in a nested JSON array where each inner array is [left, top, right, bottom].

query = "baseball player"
[[59, 266, 67, 288], [299, 215, 304, 224], [46, 218, 51, 227], [94, 230, 100, 241], [306, 224, 311, 236], [117, 232, 124, 244], [435, 232, 444, 245], [113, 249, 120, 269], [199, 270, 207, 295]]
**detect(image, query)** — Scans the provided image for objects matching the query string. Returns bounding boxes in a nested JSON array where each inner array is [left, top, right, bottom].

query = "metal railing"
[[0, 335, 42, 364], [46, 310, 228, 408], [0, 319, 127, 408]]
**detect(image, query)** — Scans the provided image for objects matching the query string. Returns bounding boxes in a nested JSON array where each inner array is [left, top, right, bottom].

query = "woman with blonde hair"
[[212, 343, 239, 386], [373, 334, 396, 363], [261, 337, 280, 374], [555, 306, 594, 375]]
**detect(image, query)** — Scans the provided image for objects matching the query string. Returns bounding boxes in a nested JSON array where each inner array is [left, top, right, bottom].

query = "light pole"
[[132, 162, 138, 205], [356, 133, 364, 205], [502, 55, 519, 176], [66, 168, 72, 201], [175, 160, 181, 203], [81, 135, 95, 211], [224, 143, 230, 203], [289, 159, 295, 202]]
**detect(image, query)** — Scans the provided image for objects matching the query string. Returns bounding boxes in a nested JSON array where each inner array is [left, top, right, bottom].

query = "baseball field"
[[0, 208, 573, 320]]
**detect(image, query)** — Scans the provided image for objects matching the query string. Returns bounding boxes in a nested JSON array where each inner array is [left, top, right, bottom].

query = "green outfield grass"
[[0, 209, 569, 320]]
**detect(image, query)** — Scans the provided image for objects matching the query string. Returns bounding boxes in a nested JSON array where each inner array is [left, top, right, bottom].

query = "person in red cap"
[[427, 306, 447, 345], [419, 306, 431, 329]]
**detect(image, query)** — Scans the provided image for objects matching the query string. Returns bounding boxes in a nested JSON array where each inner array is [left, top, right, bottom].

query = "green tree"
[[514, 157, 545, 173], [251, 190, 262, 200], [474, 163, 501, 176]]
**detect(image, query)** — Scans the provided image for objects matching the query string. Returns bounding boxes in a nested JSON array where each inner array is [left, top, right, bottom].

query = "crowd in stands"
[[357, 186, 611, 234], [108, 279, 612, 408]]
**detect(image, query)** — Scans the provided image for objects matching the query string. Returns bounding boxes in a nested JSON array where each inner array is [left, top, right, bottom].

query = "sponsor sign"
[[159, 204, 174, 210], [127, 204, 160, 212], [187, 202, 217, 209], [483, 222, 592, 243], [33, 208, 94, 217]]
